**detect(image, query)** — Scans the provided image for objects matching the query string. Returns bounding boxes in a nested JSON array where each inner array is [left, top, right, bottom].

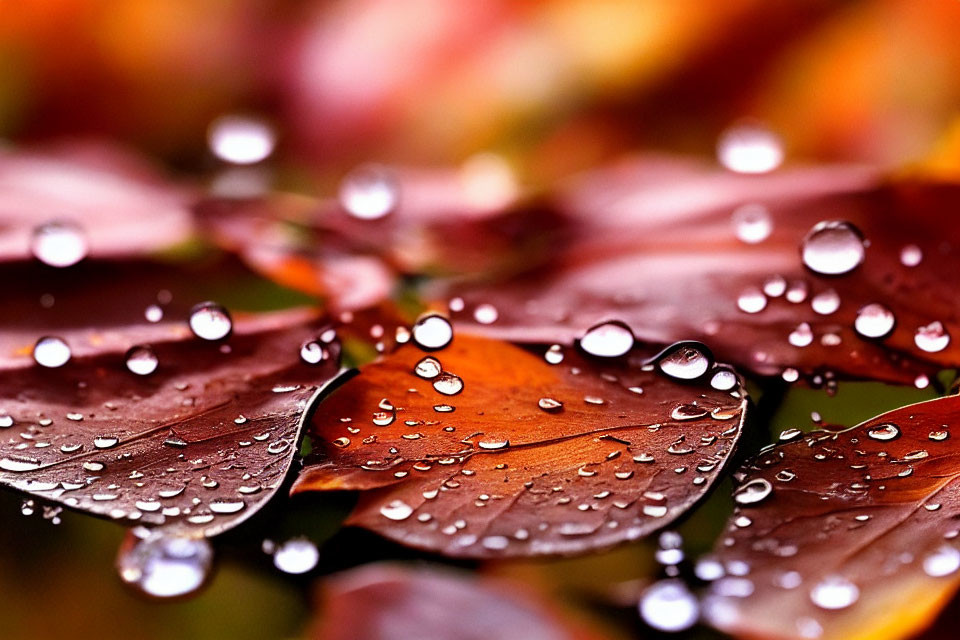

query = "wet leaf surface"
[[293, 333, 746, 558], [441, 159, 960, 385], [0, 142, 194, 264], [705, 394, 960, 640], [0, 308, 340, 537], [308, 563, 609, 640]]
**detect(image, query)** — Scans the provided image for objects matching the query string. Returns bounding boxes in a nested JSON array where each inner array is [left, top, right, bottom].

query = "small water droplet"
[[809, 575, 859, 610], [473, 304, 499, 325], [411, 313, 453, 351], [31, 221, 88, 267], [208, 114, 275, 164], [94, 436, 119, 449], [733, 478, 772, 505], [801, 221, 865, 275], [788, 323, 814, 348], [271, 538, 319, 574], [538, 397, 563, 412], [300, 339, 333, 365], [379, 499, 414, 521], [639, 580, 699, 632], [717, 122, 783, 174], [854, 303, 895, 339], [737, 287, 767, 314], [901, 244, 923, 267], [923, 545, 960, 577], [188, 302, 232, 341], [145, 304, 164, 323], [414, 356, 442, 379], [433, 372, 463, 396], [544, 345, 564, 364], [339, 163, 399, 220], [710, 368, 738, 391], [731, 204, 773, 244], [867, 423, 900, 441], [126, 345, 159, 376], [915, 321, 950, 353], [656, 342, 712, 380]]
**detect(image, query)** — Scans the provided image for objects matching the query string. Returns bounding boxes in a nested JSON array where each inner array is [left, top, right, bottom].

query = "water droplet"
[[717, 122, 784, 174], [0, 456, 41, 472], [901, 244, 923, 267], [125, 345, 159, 376], [544, 345, 564, 364], [763, 275, 787, 297], [733, 478, 772, 505], [31, 221, 88, 267], [477, 437, 509, 450], [0, 415, 12, 428], [433, 372, 464, 396], [33, 336, 71, 368], [809, 575, 859, 610], [801, 221, 866, 275], [656, 342, 712, 380], [271, 538, 319, 574], [118, 531, 213, 598], [915, 321, 950, 353], [866, 423, 900, 441], [300, 339, 332, 365], [810, 289, 840, 316], [94, 436, 119, 449], [208, 114, 275, 164], [414, 356, 442, 379], [930, 430, 949, 442], [412, 313, 453, 351], [710, 368, 738, 391], [923, 545, 960, 577], [854, 304, 895, 339], [473, 304, 499, 325], [731, 204, 773, 244], [538, 397, 563, 412], [209, 498, 245, 514], [580, 321, 634, 358], [339, 163, 399, 220], [379, 499, 414, 521], [737, 287, 767, 314], [188, 302, 232, 341], [639, 580, 700, 632], [789, 323, 814, 348]]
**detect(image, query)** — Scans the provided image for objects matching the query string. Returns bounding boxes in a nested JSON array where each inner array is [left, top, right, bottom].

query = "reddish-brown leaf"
[[293, 333, 746, 558], [704, 394, 960, 640], [308, 563, 610, 640], [439, 158, 960, 385], [0, 142, 194, 263], [0, 308, 340, 537]]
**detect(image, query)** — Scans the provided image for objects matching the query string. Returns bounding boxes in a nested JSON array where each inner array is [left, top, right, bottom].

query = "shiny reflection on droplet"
[[126, 345, 159, 376], [731, 204, 773, 244], [639, 579, 700, 632], [710, 368, 738, 391], [801, 221, 865, 276], [854, 303, 895, 339], [339, 163, 399, 220], [580, 321, 634, 358], [733, 478, 772, 505], [33, 336, 71, 368], [31, 221, 88, 268], [118, 531, 213, 598], [188, 302, 233, 341], [915, 321, 950, 353], [656, 342, 713, 381], [207, 115, 275, 165]]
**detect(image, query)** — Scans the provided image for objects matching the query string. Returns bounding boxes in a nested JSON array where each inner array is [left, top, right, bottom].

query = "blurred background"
[[2, 1, 960, 638]]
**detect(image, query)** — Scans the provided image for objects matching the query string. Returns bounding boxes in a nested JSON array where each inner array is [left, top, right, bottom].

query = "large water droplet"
[[432, 372, 464, 396], [379, 499, 414, 521], [189, 302, 233, 341], [717, 123, 784, 174], [801, 221, 866, 275], [339, 164, 399, 220], [271, 538, 319, 574], [33, 336, 71, 368], [126, 345, 159, 376], [639, 580, 700, 632], [809, 575, 859, 610], [854, 304, 895, 339], [207, 115, 275, 165], [656, 342, 712, 380], [710, 368, 738, 391], [118, 531, 213, 598], [733, 478, 772, 505], [31, 221, 88, 268], [866, 423, 900, 441], [412, 313, 453, 351], [414, 356, 442, 379], [580, 321, 634, 358]]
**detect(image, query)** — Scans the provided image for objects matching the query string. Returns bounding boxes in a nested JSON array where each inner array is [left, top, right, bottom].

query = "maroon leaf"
[[439, 158, 960, 385], [293, 332, 746, 558], [309, 563, 609, 640], [0, 308, 340, 537], [704, 394, 960, 640]]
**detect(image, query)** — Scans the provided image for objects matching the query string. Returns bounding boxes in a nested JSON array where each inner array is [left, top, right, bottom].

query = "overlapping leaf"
[[440, 159, 960, 385], [309, 563, 607, 640], [0, 308, 340, 537], [704, 394, 960, 640], [294, 333, 746, 557]]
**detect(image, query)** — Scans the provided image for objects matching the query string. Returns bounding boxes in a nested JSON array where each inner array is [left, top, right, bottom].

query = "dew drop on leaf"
[[579, 320, 635, 358], [270, 537, 319, 575], [731, 204, 773, 244], [188, 302, 233, 341], [656, 342, 712, 380], [207, 114, 275, 165], [809, 575, 859, 610], [801, 220, 866, 275], [854, 303, 896, 339], [915, 321, 950, 353], [733, 478, 773, 505], [716, 122, 784, 174], [33, 336, 71, 368], [639, 579, 700, 632], [412, 313, 453, 351], [31, 220, 88, 268], [125, 345, 159, 376], [339, 163, 399, 220], [118, 531, 213, 598]]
